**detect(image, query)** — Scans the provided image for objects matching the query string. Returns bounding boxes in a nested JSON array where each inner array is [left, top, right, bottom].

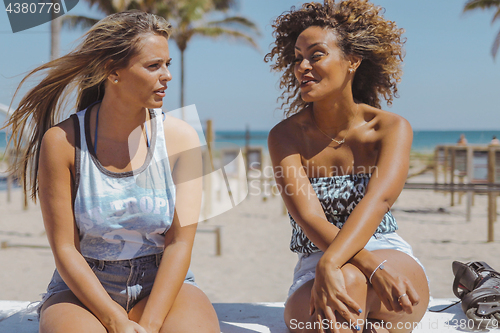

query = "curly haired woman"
[[265, 1, 429, 332]]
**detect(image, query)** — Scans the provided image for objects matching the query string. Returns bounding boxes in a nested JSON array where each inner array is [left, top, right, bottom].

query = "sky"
[[1, 0, 499, 131]]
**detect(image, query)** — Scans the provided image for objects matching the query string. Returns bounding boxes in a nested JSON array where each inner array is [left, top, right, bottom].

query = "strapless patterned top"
[[289, 173, 398, 254]]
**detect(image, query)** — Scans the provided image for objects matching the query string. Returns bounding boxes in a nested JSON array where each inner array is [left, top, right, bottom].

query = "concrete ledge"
[[0, 301, 37, 333], [214, 303, 287, 332], [1, 299, 500, 332]]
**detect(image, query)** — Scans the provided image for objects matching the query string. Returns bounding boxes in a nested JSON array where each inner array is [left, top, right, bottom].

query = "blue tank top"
[[289, 173, 398, 254], [73, 106, 176, 260]]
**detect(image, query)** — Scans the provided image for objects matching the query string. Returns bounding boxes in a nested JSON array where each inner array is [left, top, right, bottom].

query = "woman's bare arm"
[[138, 118, 202, 332], [268, 121, 383, 277], [269, 113, 419, 317], [320, 114, 412, 268], [312, 113, 419, 316], [39, 122, 132, 331]]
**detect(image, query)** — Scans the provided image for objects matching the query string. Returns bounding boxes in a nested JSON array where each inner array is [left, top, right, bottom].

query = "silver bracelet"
[[369, 259, 387, 284]]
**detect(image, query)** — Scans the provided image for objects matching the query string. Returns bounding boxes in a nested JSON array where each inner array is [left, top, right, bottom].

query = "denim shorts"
[[38, 252, 197, 315], [287, 232, 428, 298]]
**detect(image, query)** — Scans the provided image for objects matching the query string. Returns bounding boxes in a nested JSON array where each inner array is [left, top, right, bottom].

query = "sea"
[[212, 130, 500, 154], [1, 129, 499, 191], [1, 130, 500, 154]]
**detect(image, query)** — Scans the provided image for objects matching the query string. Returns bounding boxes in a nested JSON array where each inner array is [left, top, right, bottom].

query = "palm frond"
[[110, 0, 135, 11], [464, 0, 500, 12], [62, 15, 100, 30], [85, 0, 115, 15], [137, 0, 173, 16], [463, 0, 500, 59], [492, 29, 500, 59], [142, 0, 260, 107], [207, 16, 261, 35], [492, 8, 500, 23], [212, 0, 237, 11], [177, 0, 212, 24], [191, 26, 259, 50]]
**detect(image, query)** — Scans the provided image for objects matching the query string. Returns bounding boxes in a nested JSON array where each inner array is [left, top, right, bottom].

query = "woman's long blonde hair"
[[3, 10, 171, 201]]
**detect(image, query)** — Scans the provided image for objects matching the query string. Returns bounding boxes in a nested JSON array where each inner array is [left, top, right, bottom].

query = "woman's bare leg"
[[364, 249, 430, 333], [284, 249, 429, 333], [285, 265, 371, 333], [129, 283, 220, 333], [39, 290, 107, 333]]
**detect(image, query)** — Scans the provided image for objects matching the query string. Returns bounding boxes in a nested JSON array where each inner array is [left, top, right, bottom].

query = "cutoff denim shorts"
[[287, 232, 428, 299], [38, 252, 196, 315]]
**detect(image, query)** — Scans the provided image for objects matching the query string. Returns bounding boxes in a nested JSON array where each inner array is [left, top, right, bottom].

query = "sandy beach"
[[0, 163, 499, 305]]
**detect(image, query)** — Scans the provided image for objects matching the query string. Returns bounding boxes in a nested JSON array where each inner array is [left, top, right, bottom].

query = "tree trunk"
[[50, 14, 61, 60]]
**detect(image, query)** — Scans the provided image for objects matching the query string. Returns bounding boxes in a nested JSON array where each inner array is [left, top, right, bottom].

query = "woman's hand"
[[370, 262, 420, 314], [106, 319, 148, 333], [310, 260, 362, 333]]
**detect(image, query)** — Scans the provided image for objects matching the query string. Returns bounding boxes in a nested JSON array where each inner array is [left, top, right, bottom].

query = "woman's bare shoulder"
[[42, 116, 77, 148], [362, 106, 411, 136], [268, 111, 308, 149], [162, 112, 200, 153], [39, 116, 78, 169]]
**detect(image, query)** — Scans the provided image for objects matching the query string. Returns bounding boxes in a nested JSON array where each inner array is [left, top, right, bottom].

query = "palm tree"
[[50, 15, 61, 60], [463, 0, 500, 59], [60, 0, 128, 29], [62, 0, 260, 112], [151, 0, 260, 109]]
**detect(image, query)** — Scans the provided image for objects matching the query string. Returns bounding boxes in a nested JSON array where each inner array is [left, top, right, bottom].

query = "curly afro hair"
[[265, 0, 406, 117]]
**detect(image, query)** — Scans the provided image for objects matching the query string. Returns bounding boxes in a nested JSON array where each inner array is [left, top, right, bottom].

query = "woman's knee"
[[341, 264, 368, 294], [160, 284, 219, 333]]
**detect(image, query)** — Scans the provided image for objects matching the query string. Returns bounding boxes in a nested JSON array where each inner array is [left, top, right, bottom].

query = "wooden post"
[[434, 146, 439, 185], [466, 146, 473, 221], [23, 191, 28, 210], [458, 176, 464, 205], [203, 120, 214, 220], [245, 125, 250, 171], [206, 119, 214, 170], [443, 147, 449, 184], [495, 149, 499, 222], [262, 154, 270, 200], [215, 226, 222, 256], [197, 226, 222, 256], [487, 145, 496, 242], [450, 147, 455, 206]]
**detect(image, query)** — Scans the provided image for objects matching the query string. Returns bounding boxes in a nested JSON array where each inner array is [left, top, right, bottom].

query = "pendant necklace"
[[310, 104, 360, 145]]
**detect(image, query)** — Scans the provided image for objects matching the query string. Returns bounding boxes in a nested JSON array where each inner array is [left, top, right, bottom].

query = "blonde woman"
[[266, 1, 429, 332], [5, 11, 219, 333]]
